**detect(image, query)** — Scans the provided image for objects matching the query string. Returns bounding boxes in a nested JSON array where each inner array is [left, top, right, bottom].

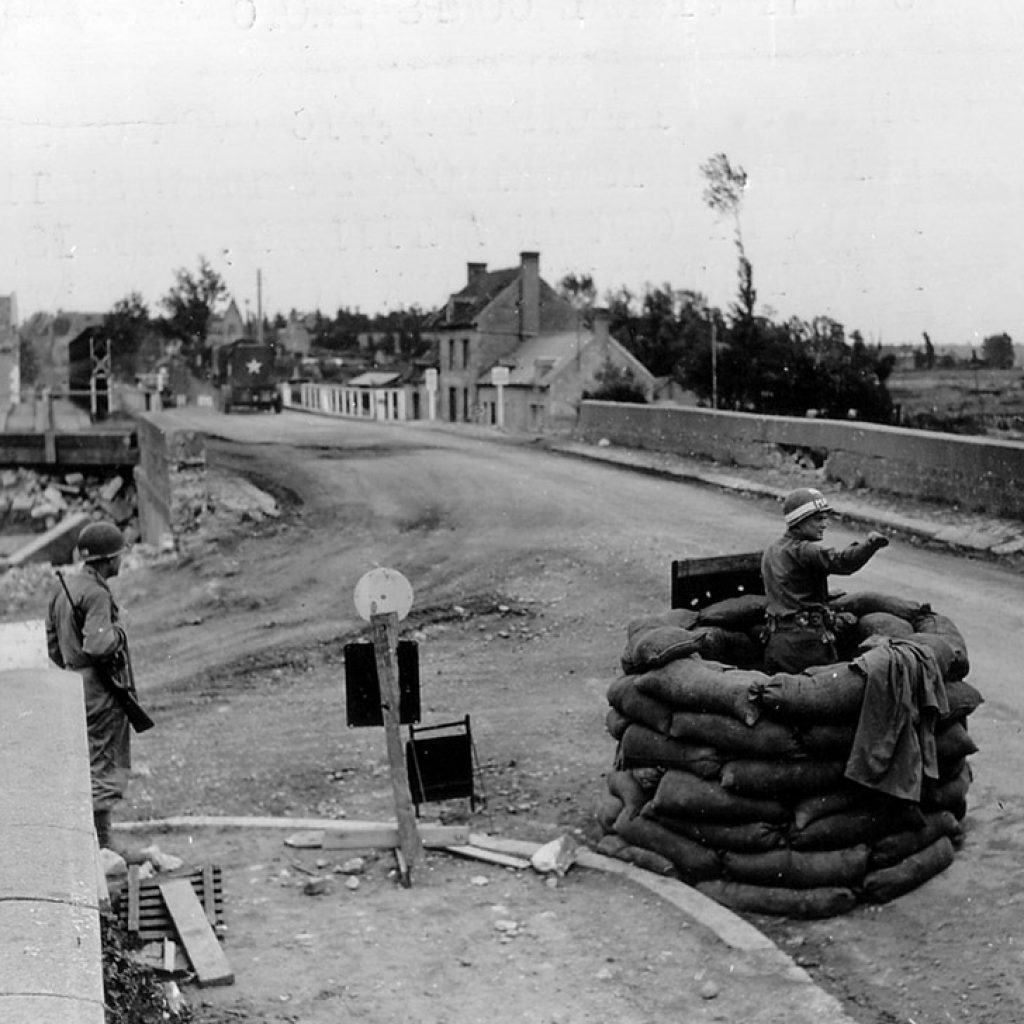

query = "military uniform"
[[46, 565, 132, 822], [761, 532, 883, 673]]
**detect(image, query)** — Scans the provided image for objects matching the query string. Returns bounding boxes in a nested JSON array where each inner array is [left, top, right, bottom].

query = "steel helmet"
[[783, 487, 833, 526], [77, 521, 126, 562]]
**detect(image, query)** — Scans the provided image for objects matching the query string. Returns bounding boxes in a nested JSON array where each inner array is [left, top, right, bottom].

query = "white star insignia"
[[246, 359, 263, 374]]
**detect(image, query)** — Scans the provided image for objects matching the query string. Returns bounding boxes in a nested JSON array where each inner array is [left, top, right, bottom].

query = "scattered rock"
[[530, 835, 578, 877], [700, 979, 720, 1000], [303, 877, 331, 896]]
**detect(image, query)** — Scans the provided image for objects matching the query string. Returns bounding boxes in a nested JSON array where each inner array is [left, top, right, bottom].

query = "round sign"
[[353, 568, 414, 622]]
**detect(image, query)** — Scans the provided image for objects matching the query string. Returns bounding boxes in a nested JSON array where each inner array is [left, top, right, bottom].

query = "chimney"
[[518, 251, 540, 339], [592, 307, 610, 346], [467, 262, 487, 290]]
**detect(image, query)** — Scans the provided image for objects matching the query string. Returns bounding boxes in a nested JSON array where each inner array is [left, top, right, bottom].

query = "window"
[[462, 337, 470, 369], [448, 339, 456, 371]]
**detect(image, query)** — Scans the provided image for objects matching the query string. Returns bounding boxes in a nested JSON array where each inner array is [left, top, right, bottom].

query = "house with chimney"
[[421, 251, 655, 430]]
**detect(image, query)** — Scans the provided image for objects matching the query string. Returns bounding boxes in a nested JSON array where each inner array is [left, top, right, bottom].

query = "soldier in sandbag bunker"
[[761, 488, 890, 673]]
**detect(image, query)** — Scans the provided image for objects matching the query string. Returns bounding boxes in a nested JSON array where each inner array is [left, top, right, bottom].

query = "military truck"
[[214, 339, 284, 414]]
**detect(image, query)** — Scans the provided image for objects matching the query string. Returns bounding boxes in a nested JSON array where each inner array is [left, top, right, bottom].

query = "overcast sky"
[[2, 0, 1021, 348]]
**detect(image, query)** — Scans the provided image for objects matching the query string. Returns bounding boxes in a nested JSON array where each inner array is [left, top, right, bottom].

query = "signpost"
[[353, 568, 424, 885]]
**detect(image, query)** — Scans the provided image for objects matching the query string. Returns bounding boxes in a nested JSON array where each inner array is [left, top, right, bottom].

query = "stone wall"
[[133, 414, 208, 548], [576, 401, 1024, 520]]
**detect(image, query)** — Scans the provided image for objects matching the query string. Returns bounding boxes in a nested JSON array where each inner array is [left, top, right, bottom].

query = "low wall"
[[0, 623, 105, 1024], [576, 401, 1024, 521], [134, 413, 208, 548]]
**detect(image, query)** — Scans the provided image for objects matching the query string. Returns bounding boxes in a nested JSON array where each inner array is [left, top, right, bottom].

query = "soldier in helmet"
[[45, 520, 136, 853], [761, 488, 890, 673]]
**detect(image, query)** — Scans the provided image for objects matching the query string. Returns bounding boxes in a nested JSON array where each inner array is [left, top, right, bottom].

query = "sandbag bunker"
[[598, 591, 982, 918]]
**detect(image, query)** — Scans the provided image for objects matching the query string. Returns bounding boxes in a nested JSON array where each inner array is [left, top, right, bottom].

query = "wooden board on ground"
[[118, 865, 223, 943], [159, 877, 234, 988], [444, 845, 532, 870], [321, 823, 470, 851]]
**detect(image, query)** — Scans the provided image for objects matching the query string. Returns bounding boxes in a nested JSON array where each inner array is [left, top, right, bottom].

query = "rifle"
[[56, 572, 155, 734]]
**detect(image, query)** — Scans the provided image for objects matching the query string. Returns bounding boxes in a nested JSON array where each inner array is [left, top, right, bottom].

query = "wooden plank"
[[127, 865, 141, 934], [445, 845, 532, 870], [321, 823, 470, 851], [370, 611, 424, 878], [159, 878, 234, 988]]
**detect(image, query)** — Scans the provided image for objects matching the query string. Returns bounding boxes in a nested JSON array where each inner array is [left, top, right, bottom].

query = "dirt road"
[[14, 407, 1024, 1022]]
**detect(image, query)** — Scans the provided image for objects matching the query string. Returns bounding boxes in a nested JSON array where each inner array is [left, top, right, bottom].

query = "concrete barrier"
[[576, 400, 1024, 520], [133, 413, 208, 548], [0, 622, 105, 1023]]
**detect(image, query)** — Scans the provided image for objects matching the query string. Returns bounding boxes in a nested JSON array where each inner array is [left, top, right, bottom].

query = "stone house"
[[474, 309, 656, 432], [421, 251, 580, 423], [421, 251, 655, 429]]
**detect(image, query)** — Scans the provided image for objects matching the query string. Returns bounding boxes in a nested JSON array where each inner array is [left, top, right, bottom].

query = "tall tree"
[[982, 332, 1014, 369], [701, 153, 755, 325], [161, 256, 227, 367], [103, 292, 150, 379]]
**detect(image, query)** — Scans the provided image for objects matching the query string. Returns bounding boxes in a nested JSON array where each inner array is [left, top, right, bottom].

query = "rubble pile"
[[597, 592, 981, 918], [0, 467, 139, 541]]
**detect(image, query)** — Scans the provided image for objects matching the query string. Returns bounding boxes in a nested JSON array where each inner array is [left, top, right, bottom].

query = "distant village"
[[0, 250, 1019, 435]]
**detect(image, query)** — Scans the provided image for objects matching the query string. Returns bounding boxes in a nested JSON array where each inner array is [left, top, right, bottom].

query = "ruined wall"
[[133, 414, 208, 548], [576, 400, 1024, 520]]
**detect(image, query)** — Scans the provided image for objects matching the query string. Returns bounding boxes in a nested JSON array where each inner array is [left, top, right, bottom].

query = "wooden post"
[[370, 610, 424, 884]]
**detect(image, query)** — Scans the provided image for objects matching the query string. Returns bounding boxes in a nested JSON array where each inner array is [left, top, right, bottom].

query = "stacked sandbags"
[[596, 592, 981, 918]]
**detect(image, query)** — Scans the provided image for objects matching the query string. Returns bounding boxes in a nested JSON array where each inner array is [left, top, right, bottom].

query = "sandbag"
[[797, 723, 856, 759], [695, 594, 768, 630], [607, 676, 673, 735], [647, 770, 789, 824], [830, 592, 927, 620], [626, 609, 701, 638], [942, 679, 984, 722], [595, 833, 678, 876], [605, 769, 649, 822], [912, 612, 970, 680], [861, 836, 955, 903], [754, 664, 865, 724], [605, 706, 630, 741], [617, 724, 722, 779], [790, 802, 926, 851], [720, 759, 846, 800], [722, 844, 870, 890], [921, 762, 972, 817], [697, 879, 858, 919], [614, 814, 721, 882], [634, 657, 762, 724], [854, 612, 915, 643], [621, 625, 708, 674], [596, 795, 624, 832], [901, 633, 963, 681], [935, 719, 979, 759], [792, 788, 865, 830], [699, 627, 764, 669], [655, 817, 785, 853], [669, 710, 804, 759], [869, 810, 960, 870]]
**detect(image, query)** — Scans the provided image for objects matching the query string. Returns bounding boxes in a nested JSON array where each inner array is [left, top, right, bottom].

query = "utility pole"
[[711, 320, 718, 410], [257, 270, 264, 345]]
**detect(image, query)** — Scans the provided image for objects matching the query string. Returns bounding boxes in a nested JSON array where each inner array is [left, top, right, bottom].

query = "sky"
[[2, 0, 1022, 349]]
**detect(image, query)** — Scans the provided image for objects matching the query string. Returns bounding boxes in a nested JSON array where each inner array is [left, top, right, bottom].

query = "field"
[[887, 367, 1024, 434]]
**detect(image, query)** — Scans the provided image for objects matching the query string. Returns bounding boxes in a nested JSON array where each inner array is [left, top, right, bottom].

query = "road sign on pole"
[[490, 366, 509, 428], [353, 568, 423, 884]]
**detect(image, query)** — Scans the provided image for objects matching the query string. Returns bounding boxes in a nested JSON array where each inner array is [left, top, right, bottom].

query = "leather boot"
[[93, 809, 112, 850]]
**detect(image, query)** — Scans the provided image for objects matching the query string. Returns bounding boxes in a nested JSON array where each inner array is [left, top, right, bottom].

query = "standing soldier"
[[762, 488, 890, 673], [45, 521, 147, 853]]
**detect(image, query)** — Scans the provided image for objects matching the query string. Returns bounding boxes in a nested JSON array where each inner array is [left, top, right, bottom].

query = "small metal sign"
[[490, 365, 510, 387], [354, 567, 414, 622], [424, 368, 438, 392]]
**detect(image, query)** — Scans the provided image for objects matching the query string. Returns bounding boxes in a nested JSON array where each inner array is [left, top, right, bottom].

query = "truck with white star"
[[214, 339, 284, 414]]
